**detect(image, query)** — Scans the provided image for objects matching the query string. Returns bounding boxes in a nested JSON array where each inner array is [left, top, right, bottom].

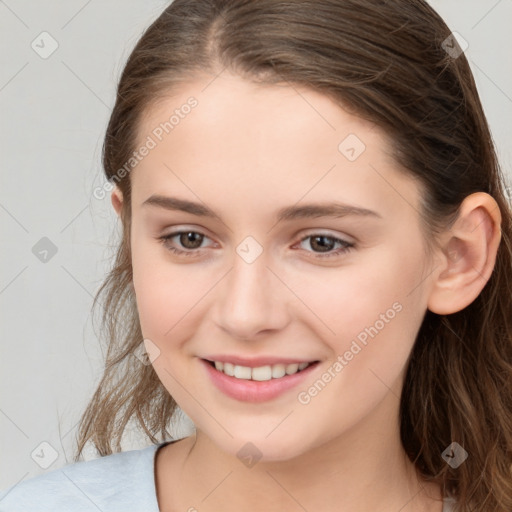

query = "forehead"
[[130, 72, 420, 220], [137, 72, 382, 152]]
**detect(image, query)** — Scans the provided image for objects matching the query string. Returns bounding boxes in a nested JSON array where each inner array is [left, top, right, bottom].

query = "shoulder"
[[0, 444, 162, 512]]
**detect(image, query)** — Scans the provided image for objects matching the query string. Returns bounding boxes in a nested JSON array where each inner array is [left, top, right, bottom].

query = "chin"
[[214, 432, 310, 465]]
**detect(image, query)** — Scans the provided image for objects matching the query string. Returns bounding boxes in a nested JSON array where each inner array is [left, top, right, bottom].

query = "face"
[[121, 72, 435, 461]]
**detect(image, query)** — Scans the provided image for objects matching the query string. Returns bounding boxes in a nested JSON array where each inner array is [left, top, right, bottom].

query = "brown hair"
[[74, 1, 512, 510]]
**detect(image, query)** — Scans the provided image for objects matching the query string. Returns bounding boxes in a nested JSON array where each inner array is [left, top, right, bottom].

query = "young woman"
[[1, 1, 511, 511]]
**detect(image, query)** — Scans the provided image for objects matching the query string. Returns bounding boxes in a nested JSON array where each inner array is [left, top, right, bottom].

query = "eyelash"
[[157, 230, 355, 259]]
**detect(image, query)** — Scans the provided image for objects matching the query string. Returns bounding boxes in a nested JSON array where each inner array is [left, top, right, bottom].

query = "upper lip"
[[202, 355, 319, 367]]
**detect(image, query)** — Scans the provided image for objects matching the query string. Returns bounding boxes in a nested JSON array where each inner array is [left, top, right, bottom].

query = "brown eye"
[[178, 231, 204, 249], [297, 234, 354, 258], [158, 230, 211, 258], [309, 235, 336, 253]]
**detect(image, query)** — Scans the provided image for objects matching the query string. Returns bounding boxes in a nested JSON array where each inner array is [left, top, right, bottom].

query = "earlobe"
[[427, 192, 502, 315], [111, 186, 124, 217]]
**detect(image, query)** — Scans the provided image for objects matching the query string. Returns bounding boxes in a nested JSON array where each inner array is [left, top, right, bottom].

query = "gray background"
[[1, 0, 511, 491]]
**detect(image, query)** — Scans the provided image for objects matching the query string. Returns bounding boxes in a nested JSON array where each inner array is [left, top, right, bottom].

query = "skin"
[[111, 71, 502, 512]]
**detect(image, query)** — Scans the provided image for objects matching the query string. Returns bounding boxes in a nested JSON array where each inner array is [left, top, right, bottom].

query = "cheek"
[[296, 243, 425, 337], [131, 235, 217, 345], [131, 233, 178, 335], [133, 265, 202, 340], [295, 241, 427, 381], [292, 263, 425, 437]]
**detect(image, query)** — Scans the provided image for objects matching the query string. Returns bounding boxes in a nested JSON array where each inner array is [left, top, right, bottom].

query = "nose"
[[213, 248, 290, 341]]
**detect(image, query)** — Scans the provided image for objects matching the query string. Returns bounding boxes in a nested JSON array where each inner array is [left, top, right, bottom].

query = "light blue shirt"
[[0, 441, 170, 512], [0, 441, 457, 511]]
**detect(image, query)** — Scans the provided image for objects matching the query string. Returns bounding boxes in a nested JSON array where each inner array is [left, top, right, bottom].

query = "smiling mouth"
[[203, 359, 320, 381]]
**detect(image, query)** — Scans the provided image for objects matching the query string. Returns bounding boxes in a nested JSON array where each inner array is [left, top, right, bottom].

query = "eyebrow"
[[142, 194, 382, 222]]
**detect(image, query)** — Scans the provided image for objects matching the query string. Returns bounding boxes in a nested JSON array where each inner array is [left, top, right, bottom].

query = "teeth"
[[252, 365, 272, 381], [211, 360, 313, 380], [234, 365, 252, 379], [223, 362, 234, 377], [285, 363, 299, 375], [271, 364, 286, 379]]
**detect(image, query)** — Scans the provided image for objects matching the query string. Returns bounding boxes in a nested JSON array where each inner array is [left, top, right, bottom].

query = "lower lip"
[[200, 358, 319, 403]]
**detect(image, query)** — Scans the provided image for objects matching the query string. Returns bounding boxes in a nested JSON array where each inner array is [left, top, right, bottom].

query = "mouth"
[[200, 357, 321, 403], [203, 359, 318, 381]]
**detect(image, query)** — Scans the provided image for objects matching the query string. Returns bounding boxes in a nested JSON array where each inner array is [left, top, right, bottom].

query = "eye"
[[295, 233, 354, 258], [157, 230, 355, 260], [158, 230, 213, 258]]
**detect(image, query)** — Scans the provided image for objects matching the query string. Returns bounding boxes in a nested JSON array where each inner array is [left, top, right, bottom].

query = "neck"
[[161, 390, 442, 512]]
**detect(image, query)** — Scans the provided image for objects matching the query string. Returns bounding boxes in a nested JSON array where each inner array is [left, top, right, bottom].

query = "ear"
[[427, 192, 502, 315], [111, 186, 124, 217]]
